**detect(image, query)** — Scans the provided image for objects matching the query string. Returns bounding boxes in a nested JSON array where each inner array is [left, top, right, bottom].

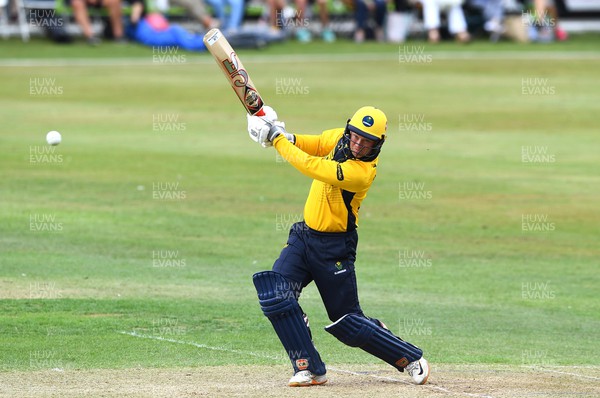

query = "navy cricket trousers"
[[272, 221, 363, 322]]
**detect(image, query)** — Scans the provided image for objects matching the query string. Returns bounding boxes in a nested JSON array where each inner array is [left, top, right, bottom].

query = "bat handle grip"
[[254, 108, 266, 117]]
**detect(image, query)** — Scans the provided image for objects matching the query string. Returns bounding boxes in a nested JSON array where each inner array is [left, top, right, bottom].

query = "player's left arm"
[[272, 135, 375, 193], [293, 129, 341, 157]]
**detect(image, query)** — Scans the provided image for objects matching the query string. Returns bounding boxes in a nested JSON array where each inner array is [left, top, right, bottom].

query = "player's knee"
[[326, 311, 345, 323], [252, 271, 300, 318]]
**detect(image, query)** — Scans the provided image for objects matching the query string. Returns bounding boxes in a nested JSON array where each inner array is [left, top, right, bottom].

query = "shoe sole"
[[289, 379, 327, 387], [417, 371, 429, 385]]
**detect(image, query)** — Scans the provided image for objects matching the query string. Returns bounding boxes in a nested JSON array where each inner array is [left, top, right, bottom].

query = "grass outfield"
[[1, 37, 599, 395]]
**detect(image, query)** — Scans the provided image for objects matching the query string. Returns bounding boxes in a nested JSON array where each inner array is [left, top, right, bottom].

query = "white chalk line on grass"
[[118, 330, 281, 361], [2, 51, 600, 67], [119, 330, 492, 398], [522, 366, 600, 381]]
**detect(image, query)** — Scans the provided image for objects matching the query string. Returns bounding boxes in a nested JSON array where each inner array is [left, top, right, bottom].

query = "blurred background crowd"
[[1, 0, 599, 49]]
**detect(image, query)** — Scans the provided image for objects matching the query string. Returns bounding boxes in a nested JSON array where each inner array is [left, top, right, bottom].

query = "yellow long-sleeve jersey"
[[272, 128, 378, 233]]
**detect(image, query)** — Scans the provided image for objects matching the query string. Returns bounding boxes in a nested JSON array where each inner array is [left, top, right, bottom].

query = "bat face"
[[203, 29, 265, 116]]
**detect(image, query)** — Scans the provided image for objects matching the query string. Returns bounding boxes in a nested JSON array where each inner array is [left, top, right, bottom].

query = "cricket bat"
[[203, 29, 266, 117]]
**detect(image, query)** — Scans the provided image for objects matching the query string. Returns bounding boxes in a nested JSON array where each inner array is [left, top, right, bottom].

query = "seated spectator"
[[155, 0, 217, 31], [545, 0, 568, 41], [265, 0, 284, 29], [471, 0, 504, 41], [419, 0, 470, 43], [293, 0, 336, 42], [387, 0, 414, 43], [204, 0, 245, 33], [127, 3, 206, 51], [528, 0, 568, 41], [354, 0, 387, 43], [126, 1, 264, 50], [265, 0, 335, 43], [69, 0, 125, 44]]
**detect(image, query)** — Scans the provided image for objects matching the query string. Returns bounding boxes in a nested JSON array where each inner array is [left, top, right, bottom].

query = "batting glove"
[[261, 105, 278, 124], [248, 105, 292, 148], [268, 124, 295, 145], [247, 114, 271, 147]]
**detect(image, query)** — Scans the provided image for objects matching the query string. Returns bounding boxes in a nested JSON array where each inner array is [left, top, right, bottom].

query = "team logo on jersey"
[[362, 115, 374, 127], [336, 164, 344, 181], [296, 359, 309, 370]]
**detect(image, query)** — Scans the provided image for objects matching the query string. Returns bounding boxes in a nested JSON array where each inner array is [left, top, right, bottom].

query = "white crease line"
[[328, 366, 493, 398], [327, 366, 413, 385], [120, 330, 493, 397], [563, 366, 600, 369], [522, 366, 600, 381], [118, 331, 281, 361]]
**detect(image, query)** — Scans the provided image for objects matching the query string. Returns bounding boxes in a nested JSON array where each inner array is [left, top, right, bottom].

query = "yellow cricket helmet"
[[347, 106, 388, 141], [344, 106, 387, 161]]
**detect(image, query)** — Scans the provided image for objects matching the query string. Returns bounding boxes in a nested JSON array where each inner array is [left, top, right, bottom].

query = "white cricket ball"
[[46, 131, 62, 146]]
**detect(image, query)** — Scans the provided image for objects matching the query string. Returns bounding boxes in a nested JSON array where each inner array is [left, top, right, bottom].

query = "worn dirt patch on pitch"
[[1, 364, 598, 398]]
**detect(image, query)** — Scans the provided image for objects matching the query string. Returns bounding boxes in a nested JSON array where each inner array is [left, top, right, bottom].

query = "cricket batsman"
[[247, 106, 430, 387]]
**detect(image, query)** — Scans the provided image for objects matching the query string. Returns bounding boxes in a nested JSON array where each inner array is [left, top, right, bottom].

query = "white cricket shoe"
[[288, 370, 327, 387], [406, 357, 430, 385]]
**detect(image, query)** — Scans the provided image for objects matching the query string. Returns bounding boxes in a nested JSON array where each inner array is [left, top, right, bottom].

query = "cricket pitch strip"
[[1, 364, 598, 398]]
